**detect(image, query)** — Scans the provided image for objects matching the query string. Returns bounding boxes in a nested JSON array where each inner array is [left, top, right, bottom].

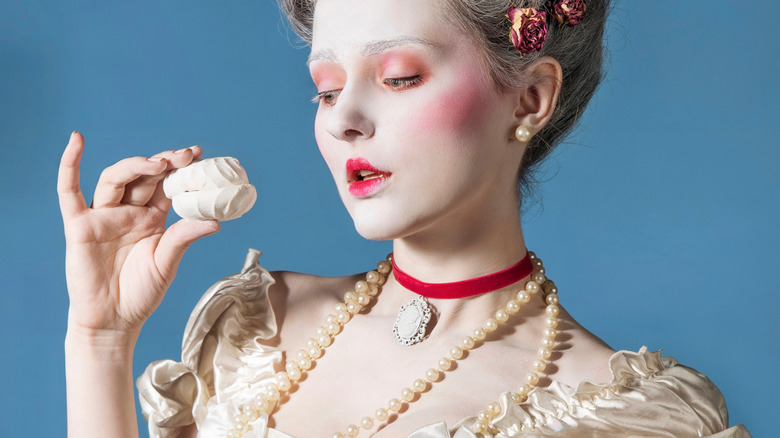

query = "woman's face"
[[310, 0, 523, 241]]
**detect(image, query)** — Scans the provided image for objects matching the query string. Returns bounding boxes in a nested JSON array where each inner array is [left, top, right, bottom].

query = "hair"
[[279, 0, 610, 208]]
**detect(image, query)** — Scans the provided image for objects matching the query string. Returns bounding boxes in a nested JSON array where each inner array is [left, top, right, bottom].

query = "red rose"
[[507, 7, 548, 55], [547, 0, 586, 27]]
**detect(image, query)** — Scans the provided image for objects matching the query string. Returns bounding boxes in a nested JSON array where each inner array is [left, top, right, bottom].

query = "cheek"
[[408, 73, 494, 139]]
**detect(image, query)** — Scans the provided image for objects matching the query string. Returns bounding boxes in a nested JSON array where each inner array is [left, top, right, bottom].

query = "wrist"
[[65, 324, 140, 361]]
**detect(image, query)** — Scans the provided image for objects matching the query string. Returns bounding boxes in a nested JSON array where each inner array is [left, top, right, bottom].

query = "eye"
[[311, 89, 342, 106], [383, 75, 423, 90]]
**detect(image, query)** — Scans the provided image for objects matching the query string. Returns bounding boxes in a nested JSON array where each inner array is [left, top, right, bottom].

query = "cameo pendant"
[[393, 296, 433, 346]]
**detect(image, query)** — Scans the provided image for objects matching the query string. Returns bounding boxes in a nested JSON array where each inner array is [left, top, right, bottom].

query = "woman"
[[58, 0, 750, 436]]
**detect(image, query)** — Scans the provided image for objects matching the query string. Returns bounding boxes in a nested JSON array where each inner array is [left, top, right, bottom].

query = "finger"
[[154, 219, 221, 279], [58, 131, 89, 219], [122, 146, 202, 206], [92, 156, 168, 208], [147, 179, 172, 212]]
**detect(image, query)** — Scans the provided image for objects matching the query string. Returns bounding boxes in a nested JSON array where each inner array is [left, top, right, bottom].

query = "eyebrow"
[[307, 36, 439, 66]]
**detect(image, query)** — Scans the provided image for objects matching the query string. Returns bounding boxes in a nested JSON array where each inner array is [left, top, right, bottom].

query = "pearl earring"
[[515, 125, 533, 142]]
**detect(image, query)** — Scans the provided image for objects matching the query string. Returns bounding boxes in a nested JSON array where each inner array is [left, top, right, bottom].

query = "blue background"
[[0, 0, 776, 436]]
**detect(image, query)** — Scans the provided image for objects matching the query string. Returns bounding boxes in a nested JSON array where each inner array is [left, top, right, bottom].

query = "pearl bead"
[[533, 359, 546, 372], [546, 294, 559, 305], [544, 328, 557, 338], [438, 357, 452, 371], [543, 280, 558, 295], [344, 291, 357, 303], [226, 430, 239, 438], [532, 272, 545, 283], [535, 265, 545, 274], [488, 402, 501, 416], [473, 328, 486, 341], [355, 281, 369, 294], [275, 372, 291, 391], [506, 300, 520, 314], [317, 334, 332, 348], [337, 310, 351, 324], [538, 347, 552, 360], [326, 314, 338, 325], [545, 305, 559, 317], [346, 424, 359, 437], [377, 260, 391, 274], [366, 270, 380, 284], [327, 322, 341, 335], [265, 384, 280, 401], [307, 345, 322, 359], [528, 251, 536, 259], [495, 309, 509, 322], [375, 407, 389, 421], [413, 378, 427, 392], [234, 413, 248, 426], [346, 302, 361, 315], [296, 349, 309, 360], [449, 346, 464, 360], [335, 303, 347, 314], [286, 362, 302, 381], [386, 253, 394, 262], [533, 258, 543, 267], [462, 336, 476, 350], [401, 387, 414, 401], [297, 355, 312, 370], [515, 125, 532, 142], [526, 372, 539, 385], [484, 318, 498, 332], [388, 398, 402, 412], [541, 337, 555, 349], [544, 317, 558, 328], [511, 392, 523, 403], [516, 291, 531, 303], [242, 404, 259, 420], [367, 283, 379, 296], [425, 368, 440, 382], [517, 383, 531, 395], [316, 327, 328, 336], [332, 433, 345, 438], [525, 280, 540, 294], [361, 416, 374, 429], [472, 419, 488, 433], [478, 409, 491, 421], [254, 394, 269, 411], [306, 338, 318, 349], [357, 292, 371, 306]]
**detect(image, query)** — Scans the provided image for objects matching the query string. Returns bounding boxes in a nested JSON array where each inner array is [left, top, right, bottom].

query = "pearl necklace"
[[226, 251, 559, 437]]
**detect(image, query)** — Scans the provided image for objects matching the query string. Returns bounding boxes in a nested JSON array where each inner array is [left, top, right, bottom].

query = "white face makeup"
[[309, 0, 523, 241]]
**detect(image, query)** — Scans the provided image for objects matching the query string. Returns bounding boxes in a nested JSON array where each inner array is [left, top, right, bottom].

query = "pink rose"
[[547, 0, 587, 27], [507, 7, 548, 55]]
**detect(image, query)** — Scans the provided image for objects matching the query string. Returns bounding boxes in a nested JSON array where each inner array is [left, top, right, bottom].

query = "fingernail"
[[188, 145, 200, 151], [147, 157, 165, 162], [69, 131, 79, 141]]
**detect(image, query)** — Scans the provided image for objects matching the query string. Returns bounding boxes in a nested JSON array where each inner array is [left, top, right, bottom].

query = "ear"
[[513, 56, 563, 137]]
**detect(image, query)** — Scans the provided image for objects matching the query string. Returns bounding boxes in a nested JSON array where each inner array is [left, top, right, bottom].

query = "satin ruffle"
[[137, 249, 750, 438]]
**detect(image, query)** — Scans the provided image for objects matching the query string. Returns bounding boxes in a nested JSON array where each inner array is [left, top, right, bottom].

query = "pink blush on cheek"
[[409, 72, 493, 135]]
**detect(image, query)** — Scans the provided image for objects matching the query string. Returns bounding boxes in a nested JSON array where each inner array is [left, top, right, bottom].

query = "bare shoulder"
[[549, 306, 617, 386], [264, 270, 364, 347]]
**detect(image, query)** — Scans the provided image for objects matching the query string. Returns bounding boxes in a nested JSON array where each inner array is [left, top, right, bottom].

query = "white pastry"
[[163, 157, 257, 221]]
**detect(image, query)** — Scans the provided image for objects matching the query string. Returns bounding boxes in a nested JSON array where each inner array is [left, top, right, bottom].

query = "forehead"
[[310, 0, 451, 58]]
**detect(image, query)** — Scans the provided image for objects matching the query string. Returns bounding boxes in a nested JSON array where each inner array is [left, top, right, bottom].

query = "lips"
[[346, 157, 391, 197]]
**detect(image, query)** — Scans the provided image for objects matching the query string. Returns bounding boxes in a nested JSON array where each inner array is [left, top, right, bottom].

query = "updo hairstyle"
[[279, 0, 611, 203]]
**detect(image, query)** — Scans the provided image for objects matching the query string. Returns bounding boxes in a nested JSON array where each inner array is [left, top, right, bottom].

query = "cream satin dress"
[[137, 250, 751, 437]]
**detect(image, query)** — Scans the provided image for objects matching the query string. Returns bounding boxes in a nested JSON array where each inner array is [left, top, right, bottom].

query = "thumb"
[[154, 219, 221, 279]]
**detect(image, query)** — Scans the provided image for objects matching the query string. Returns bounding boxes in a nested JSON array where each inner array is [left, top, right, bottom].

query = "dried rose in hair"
[[547, 0, 587, 27], [507, 7, 548, 55]]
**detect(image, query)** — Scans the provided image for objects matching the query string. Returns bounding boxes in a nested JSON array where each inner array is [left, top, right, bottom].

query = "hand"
[[58, 132, 221, 337]]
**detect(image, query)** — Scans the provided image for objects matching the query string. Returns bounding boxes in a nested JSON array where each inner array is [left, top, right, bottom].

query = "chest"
[[268, 314, 539, 436]]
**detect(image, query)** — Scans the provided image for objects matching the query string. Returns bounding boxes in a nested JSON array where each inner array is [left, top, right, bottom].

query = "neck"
[[383, 195, 534, 333]]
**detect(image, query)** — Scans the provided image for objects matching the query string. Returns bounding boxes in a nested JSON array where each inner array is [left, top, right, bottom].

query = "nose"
[[325, 86, 375, 141]]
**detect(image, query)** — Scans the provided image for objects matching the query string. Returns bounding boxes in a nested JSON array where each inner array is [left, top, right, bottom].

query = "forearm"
[[65, 326, 140, 438]]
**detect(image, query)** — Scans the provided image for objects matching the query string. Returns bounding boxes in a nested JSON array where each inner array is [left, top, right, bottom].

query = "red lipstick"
[[346, 157, 391, 197]]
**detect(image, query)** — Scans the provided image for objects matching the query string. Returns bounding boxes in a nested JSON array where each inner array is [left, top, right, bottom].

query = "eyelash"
[[311, 75, 423, 105]]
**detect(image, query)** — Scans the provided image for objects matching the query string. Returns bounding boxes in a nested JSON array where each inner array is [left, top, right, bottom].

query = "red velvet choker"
[[391, 252, 533, 299]]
